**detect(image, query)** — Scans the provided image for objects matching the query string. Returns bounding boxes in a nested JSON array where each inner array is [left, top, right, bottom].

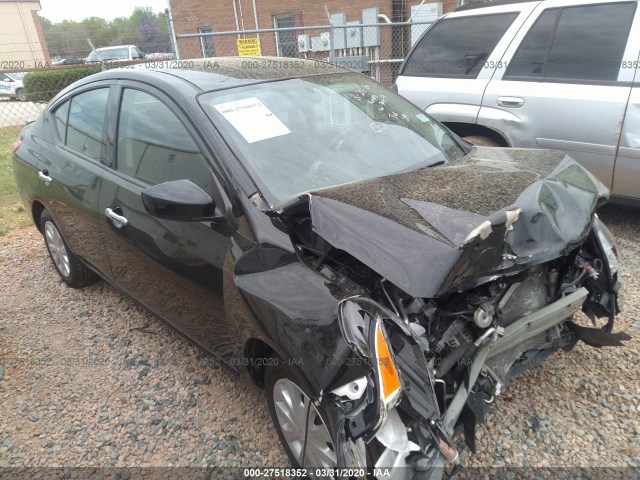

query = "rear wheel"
[[15, 88, 26, 102], [41, 210, 97, 288], [462, 135, 501, 147]]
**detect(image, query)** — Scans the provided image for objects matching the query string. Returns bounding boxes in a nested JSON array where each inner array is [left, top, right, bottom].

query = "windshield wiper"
[[427, 160, 445, 168]]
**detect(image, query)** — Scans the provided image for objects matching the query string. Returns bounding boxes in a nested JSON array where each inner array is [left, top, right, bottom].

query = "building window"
[[199, 26, 215, 57], [274, 13, 302, 57]]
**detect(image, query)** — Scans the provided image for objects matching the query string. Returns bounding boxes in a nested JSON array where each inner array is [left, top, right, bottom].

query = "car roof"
[[73, 57, 350, 93], [455, 0, 539, 11], [455, 0, 638, 11], [96, 45, 133, 50]]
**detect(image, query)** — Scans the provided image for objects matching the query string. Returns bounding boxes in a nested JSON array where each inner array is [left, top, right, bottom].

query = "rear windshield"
[[402, 12, 518, 78]]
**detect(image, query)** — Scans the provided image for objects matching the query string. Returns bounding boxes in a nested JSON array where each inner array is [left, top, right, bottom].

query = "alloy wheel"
[[44, 221, 71, 278], [272, 377, 337, 469]]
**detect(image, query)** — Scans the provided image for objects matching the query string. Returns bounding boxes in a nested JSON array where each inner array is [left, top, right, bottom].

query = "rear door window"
[[402, 12, 518, 78], [505, 3, 636, 82], [53, 100, 70, 141], [65, 88, 109, 161], [504, 9, 558, 78]]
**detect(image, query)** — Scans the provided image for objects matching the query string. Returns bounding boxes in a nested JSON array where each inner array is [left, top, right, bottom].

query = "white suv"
[[86, 45, 145, 63], [397, 0, 640, 204]]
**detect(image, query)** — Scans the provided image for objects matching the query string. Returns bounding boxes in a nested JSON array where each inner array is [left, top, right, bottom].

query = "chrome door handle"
[[105, 208, 128, 227], [38, 170, 52, 185], [497, 96, 524, 108]]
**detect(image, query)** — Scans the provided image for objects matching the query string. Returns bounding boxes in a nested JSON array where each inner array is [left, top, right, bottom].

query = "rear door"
[[98, 83, 239, 363], [38, 85, 114, 277], [612, 18, 640, 200], [397, 4, 536, 122], [480, 0, 639, 190]]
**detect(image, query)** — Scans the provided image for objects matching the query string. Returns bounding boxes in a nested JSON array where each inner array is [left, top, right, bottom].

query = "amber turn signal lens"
[[375, 322, 401, 406]]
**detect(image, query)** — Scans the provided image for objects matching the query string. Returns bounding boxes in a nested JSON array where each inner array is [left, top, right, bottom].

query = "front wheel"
[[266, 359, 338, 471], [15, 88, 27, 102]]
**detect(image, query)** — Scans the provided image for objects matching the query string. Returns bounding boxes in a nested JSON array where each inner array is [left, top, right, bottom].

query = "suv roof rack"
[[455, 0, 540, 12]]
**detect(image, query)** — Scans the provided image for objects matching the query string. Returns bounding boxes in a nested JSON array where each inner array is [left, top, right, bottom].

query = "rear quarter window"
[[402, 12, 519, 78]]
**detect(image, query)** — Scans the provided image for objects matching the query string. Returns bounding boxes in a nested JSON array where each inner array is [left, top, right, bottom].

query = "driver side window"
[[116, 88, 214, 192]]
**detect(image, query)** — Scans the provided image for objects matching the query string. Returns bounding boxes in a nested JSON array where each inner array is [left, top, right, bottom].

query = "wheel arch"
[[443, 122, 511, 147], [244, 337, 277, 388], [32, 200, 46, 232]]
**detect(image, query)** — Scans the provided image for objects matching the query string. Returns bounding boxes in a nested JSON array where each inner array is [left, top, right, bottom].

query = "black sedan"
[[12, 57, 627, 478]]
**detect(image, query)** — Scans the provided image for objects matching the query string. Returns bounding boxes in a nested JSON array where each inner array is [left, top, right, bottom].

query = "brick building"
[[168, 0, 457, 83]]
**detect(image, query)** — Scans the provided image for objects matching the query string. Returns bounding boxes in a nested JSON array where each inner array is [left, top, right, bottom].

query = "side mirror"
[[138, 52, 146, 59], [141, 179, 216, 221]]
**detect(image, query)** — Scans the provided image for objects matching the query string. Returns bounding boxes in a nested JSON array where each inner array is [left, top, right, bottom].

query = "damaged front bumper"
[[330, 287, 609, 479]]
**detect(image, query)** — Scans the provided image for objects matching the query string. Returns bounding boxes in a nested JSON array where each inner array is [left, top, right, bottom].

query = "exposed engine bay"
[[284, 210, 628, 479]]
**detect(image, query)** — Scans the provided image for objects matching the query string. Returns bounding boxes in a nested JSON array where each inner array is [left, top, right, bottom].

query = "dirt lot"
[[0, 204, 639, 474]]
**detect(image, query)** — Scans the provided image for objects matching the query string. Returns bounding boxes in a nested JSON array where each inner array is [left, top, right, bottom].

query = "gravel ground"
[[0, 204, 639, 474]]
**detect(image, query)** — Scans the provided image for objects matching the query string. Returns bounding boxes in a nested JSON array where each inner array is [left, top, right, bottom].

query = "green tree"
[[41, 8, 171, 60]]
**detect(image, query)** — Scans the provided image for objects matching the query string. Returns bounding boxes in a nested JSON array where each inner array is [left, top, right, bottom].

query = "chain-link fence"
[[0, 20, 432, 134], [173, 21, 432, 87]]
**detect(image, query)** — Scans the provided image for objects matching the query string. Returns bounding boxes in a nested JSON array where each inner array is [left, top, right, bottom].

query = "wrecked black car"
[[12, 58, 626, 478]]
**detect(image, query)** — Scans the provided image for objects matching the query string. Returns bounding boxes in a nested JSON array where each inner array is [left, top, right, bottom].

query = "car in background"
[[0, 72, 26, 101], [53, 57, 86, 66], [11, 58, 626, 478], [397, 0, 640, 205], [86, 45, 145, 63], [145, 52, 175, 60]]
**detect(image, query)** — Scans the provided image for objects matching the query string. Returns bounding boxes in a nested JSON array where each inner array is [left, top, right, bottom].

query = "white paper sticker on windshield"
[[214, 97, 291, 143]]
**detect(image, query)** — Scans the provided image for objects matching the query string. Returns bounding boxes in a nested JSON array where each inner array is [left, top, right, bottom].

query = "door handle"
[[38, 170, 52, 186], [497, 96, 524, 108], [105, 207, 128, 227]]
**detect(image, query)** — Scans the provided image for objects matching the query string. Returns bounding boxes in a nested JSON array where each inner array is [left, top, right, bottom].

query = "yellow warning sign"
[[237, 38, 260, 56]]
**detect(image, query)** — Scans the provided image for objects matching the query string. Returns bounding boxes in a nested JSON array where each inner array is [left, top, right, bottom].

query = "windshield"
[[6, 73, 24, 81], [199, 73, 465, 204], [87, 47, 129, 62]]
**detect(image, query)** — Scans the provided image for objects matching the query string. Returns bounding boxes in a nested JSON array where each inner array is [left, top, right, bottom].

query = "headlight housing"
[[593, 214, 619, 276], [338, 298, 403, 410]]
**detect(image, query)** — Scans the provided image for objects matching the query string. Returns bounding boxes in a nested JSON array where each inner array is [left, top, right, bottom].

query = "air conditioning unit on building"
[[298, 34, 310, 53]]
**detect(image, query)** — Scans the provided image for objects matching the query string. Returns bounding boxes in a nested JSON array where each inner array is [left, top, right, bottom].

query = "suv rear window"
[[505, 3, 636, 82], [402, 13, 518, 78]]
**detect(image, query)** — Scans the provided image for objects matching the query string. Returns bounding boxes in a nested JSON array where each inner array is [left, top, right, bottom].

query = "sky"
[[38, 0, 169, 23]]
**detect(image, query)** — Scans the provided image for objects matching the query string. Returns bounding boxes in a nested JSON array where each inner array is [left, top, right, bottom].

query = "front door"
[[98, 85, 238, 362]]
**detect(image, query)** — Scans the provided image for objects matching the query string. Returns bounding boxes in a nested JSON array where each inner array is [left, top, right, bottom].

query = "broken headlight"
[[593, 214, 619, 276], [338, 298, 403, 418]]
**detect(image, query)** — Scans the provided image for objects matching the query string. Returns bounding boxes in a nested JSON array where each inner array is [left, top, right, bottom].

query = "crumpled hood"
[[292, 147, 609, 298]]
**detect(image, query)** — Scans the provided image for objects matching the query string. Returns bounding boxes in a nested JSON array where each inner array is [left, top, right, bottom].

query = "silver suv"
[[397, 0, 640, 204]]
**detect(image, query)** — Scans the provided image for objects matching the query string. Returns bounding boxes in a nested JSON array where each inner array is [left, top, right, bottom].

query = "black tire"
[[265, 357, 380, 474], [15, 88, 27, 102], [266, 357, 341, 472], [462, 135, 501, 147], [40, 210, 97, 288]]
